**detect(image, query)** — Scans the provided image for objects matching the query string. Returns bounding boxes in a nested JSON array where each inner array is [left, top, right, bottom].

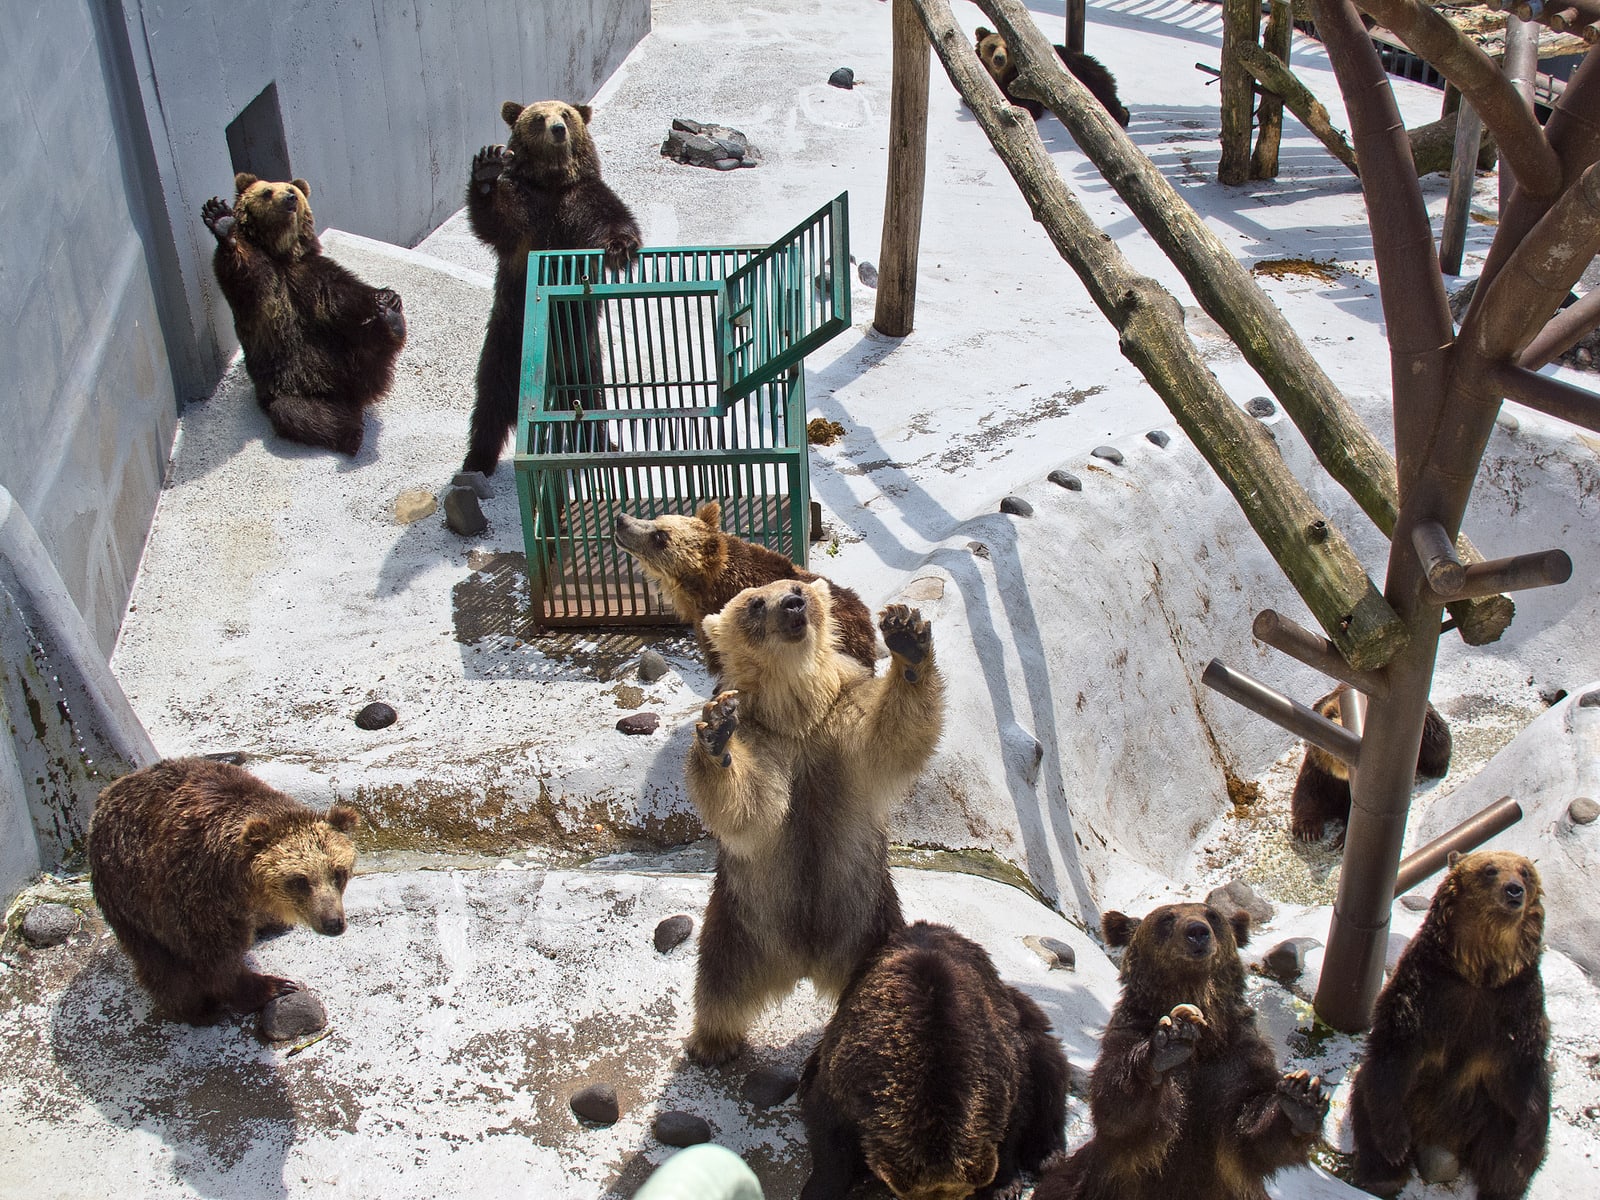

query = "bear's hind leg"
[[266, 394, 365, 456], [687, 889, 790, 1065]]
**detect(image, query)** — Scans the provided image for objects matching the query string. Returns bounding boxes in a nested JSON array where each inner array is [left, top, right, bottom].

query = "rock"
[[1000, 496, 1033, 517], [1090, 445, 1124, 465], [394, 488, 437, 525], [1579, 689, 1600, 708], [743, 1065, 800, 1108], [662, 122, 761, 169], [967, 541, 990, 558], [653, 1110, 711, 1147], [671, 117, 704, 135], [1569, 797, 1599, 826], [1048, 469, 1082, 491], [828, 67, 855, 89], [202, 750, 248, 765], [1246, 396, 1277, 418], [1262, 937, 1321, 983], [355, 701, 397, 730], [1539, 685, 1569, 706], [444, 485, 488, 536], [1415, 1144, 1461, 1184], [638, 650, 670, 683], [259, 988, 327, 1042], [1023, 934, 1075, 971], [858, 261, 879, 288], [20, 903, 77, 948], [712, 157, 742, 171], [617, 712, 661, 736], [1399, 892, 1432, 911], [1206, 880, 1274, 926], [654, 914, 695, 953], [1495, 410, 1520, 433], [570, 1083, 620, 1125], [1146, 430, 1171, 448], [451, 471, 494, 499]]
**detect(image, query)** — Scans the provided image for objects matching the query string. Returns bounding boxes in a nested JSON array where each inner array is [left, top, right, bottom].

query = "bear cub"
[[684, 579, 945, 1065], [1036, 903, 1327, 1200], [1350, 850, 1549, 1200], [464, 100, 642, 475], [1290, 689, 1451, 842], [202, 174, 405, 455], [975, 28, 1130, 127], [800, 920, 1069, 1200], [89, 757, 359, 1024], [614, 501, 877, 674]]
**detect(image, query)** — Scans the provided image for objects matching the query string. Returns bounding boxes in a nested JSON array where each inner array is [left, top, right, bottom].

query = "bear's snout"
[[1502, 879, 1525, 908], [776, 589, 810, 638], [318, 911, 347, 936], [1184, 921, 1213, 954], [550, 121, 568, 142], [278, 190, 299, 211]]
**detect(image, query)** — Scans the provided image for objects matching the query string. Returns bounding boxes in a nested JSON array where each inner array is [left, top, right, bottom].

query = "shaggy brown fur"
[[614, 502, 877, 674], [89, 757, 359, 1023], [800, 921, 1069, 1200], [463, 100, 642, 475], [1351, 850, 1549, 1200], [974, 28, 1130, 126], [1289, 691, 1452, 841], [684, 579, 944, 1064], [1036, 904, 1326, 1200], [202, 175, 405, 455]]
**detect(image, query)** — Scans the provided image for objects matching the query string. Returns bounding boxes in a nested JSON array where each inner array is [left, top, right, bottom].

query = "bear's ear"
[[234, 172, 259, 195], [695, 500, 722, 529], [1447, 849, 1462, 869], [1101, 910, 1139, 947], [325, 803, 360, 833], [240, 817, 275, 853], [701, 611, 724, 644], [975, 27, 992, 41], [1229, 911, 1252, 948], [501, 101, 525, 128], [291, 178, 311, 200], [575, 104, 593, 126]]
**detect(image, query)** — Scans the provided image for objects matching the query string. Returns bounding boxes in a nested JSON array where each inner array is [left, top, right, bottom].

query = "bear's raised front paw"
[[1150, 1002, 1206, 1072], [472, 144, 509, 186], [880, 604, 932, 674], [603, 232, 642, 275], [374, 287, 407, 340], [696, 691, 739, 765], [201, 197, 235, 240], [1276, 1069, 1329, 1135]]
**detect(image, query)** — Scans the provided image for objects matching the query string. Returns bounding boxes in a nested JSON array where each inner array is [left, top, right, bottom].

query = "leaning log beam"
[[1235, 40, 1360, 175]]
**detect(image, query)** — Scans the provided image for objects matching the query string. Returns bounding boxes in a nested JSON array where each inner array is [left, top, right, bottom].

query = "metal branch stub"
[[1424, 548, 1572, 605], [1392, 796, 1523, 896], [1251, 609, 1390, 698], [1411, 519, 1466, 595], [1201, 658, 1362, 766]]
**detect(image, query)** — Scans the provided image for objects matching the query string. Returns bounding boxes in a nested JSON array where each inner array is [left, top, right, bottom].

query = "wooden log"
[[1220, 0, 1262, 185], [1438, 104, 1484, 274], [875, 0, 931, 337], [912, 0, 1407, 669], [1065, 0, 1086, 54], [1251, 0, 1294, 179], [1235, 41, 1359, 175], [1408, 110, 1498, 176]]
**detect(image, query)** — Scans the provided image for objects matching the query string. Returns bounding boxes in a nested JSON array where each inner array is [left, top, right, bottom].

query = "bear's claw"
[[603, 233, 641, 275], [201, 197, 236, 241], [472, 145, 509, 186], [1150, 1002, 1206, 1072], [880, 604, 932, 667], [697, 691, 739, 765], [374, 288, 407, 340], [1276, 1069, 1329, 1134]]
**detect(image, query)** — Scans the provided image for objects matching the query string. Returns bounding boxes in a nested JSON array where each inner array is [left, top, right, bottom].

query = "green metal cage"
[[513, 193, 851, 628]]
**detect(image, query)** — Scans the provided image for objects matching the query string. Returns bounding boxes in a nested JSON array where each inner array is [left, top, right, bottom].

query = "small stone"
[[1495, 410, 1520, 433], [1206, 880, 1274, 926], [653, 1110, 711, 1147], [1538, 685, 1569, 706], [638, 650, 670, 683], [444, 486, 488, 536], [20, 903, 77, 948], [1146, 430, 1171, 448], [713, 157, 743, 171], [1000, 496, 1033, 517], [654, 914, 694, 953], [570, 1083, 620, 1126], [1048, 469, 1082, 491], [671, 117, 704, 135], [1024, 934, 1076, 971], [743, 1064, 800, 1108], [1569, 797, 1599, 825], [1415, 1144, 1461, 1184], [1399, 892, 1432, 911], [355, 701, 397, 730], [1246, 396, 1277, 418], [617, 712, 661, 736], [202, 751, 248, 765], [1579, 689, 1600, 708], [451, 471, 494, 499], [828, 67, 855, 89], [259, 988, 327, 1042], [858, 261, 879, 288], [967, 541, 990, 558], [1262, 937, 1321, 983], [810, 500, 826, 543], [1090, 445, 1124, 465], [394, 488, 437, 525]]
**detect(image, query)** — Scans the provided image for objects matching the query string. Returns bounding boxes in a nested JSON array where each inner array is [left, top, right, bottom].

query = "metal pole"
[[1201, 660, 1362, 765], [1393, 796, 1523, 896]]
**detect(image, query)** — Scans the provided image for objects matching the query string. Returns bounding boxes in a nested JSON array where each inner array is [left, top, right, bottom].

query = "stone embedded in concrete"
[[1000, 496, 1033, 517], [828, 67, 855, 89], [1262, 937, 1321, 983], [1579, 689, 1600, 708], [967, 541, 991, 558], [450, 471, 494, 499], [1024, 934, 1075, 971], [1147, 430, 1171, 448], [1206, 880, 1274, 926], [259, 988, 327, 1042], [653, 1110, 712, 1147], [1090, 446, 1123, 465], [444, 486, 489, 536], [858, 260, 878, 288], [617, 712, 661, 736], [638, 650, 670, 683], [898, 576, 946, 603], [394, 489, 438, 524], [1496, 410, 1520, 433], [570, 1082, 620, 1126], [20, 903, 78, 948], [743, 1065, 800, 1108], [654, 914, 694, 953], [1570, 797, 1599, 825], [1399, 892, 1432, 911], [355, 702, 398, 731], [1246, 396, 1276, 418], [1049, 469, 1082, 491]]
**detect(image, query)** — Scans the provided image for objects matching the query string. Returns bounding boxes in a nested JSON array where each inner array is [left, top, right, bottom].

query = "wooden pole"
[[1220, 0, 1262, 184], [1235, 41, 1359, 175], [1251, 0, 1294, 179], [874, 0, 930, 337], [1066, 0, 1086, 54], [1438, 103, 1483, 274]]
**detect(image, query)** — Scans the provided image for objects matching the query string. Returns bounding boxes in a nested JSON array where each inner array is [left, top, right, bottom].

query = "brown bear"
[[975, 28, 1130, 127], [613, 501, 878, 674], [799, 920, 1069, 1200], [1289, 690, 1452, 842], [1350, 850, 1549, 1200], [202, 175, 406, 456], [463, 100, 642, 475], [1035, 903, 1327, 1200], [88, 757, 359, 1024], [684, 579, 945, 1065]]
